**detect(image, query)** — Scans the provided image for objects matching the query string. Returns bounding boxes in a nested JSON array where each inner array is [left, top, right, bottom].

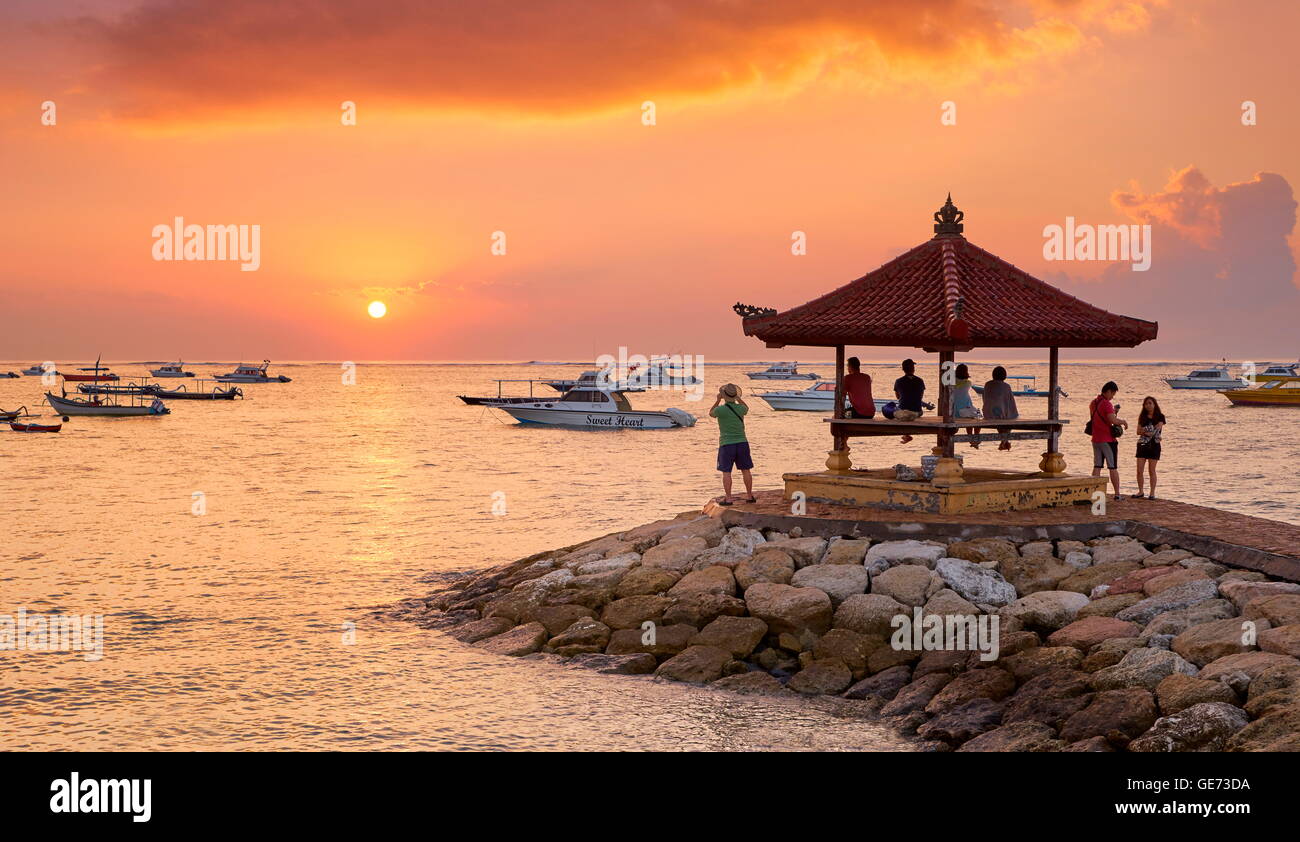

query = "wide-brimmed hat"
[[721, 383, 739, 398]]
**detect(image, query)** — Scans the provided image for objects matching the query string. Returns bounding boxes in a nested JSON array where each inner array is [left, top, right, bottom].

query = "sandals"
[[717, 499, 733, 506], [745, 496, 757, 503]]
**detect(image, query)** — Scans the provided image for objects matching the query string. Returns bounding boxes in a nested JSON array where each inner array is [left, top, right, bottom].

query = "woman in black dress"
[[1135, 396, 1166, 499]]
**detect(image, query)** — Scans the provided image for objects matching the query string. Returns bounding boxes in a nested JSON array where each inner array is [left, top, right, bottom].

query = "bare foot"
[[900, 435, 913, 444]]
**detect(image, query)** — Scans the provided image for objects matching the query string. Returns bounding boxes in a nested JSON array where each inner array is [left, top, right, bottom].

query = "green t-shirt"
[[711, 401, 748, 445]]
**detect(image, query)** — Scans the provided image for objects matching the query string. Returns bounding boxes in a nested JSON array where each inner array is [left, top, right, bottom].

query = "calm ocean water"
[[1, 361, 1296, 750]]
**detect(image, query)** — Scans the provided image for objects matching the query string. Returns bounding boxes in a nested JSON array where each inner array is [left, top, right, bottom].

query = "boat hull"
[[747, 373, 819, 380], [1220, 392, 1300, 406], [759, 395, 892, 412], [496, 406, 685, 428], [60, 373, 119, 382], [46, 393, 169, 416], [1164, 379, 1240, 390], [11, 421, 61, 432], [212, 375, 291, 383], [153, 389, 241, 400], [151, 371, 195, 378]]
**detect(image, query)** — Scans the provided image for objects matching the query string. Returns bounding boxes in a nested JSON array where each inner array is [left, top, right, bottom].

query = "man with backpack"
[[1089, 381, 1128, 500]]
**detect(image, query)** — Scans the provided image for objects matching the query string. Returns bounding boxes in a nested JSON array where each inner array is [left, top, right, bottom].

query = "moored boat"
[[487, 388, 695, 428], [151, 361, 196, 378], [1245, 361, 1300, 383], [213, 360, 291, 383], [746, 361, 820, 380], [0, 372, 18, 378], [543, 370, 647, 393], [152, 383, 243, 400], [46, 391, 170, 417], [21, 363, 55, 376], [60, 368, 120, 382], [1163, 364, 1237, 390], [757, 381, 891, 412], [10, 421, 61, 432], [78, 382, 163, 396], [972, 375, 1064, 398], [1219, 380, 1300, 406]]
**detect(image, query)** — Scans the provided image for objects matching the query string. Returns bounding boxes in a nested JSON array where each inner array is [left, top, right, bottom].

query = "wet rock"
[[475, 622, 550, 657], [641, 536, 708, 572], [448, 616, 515, 643], [668, 565, 737, 597], [606, 623, 697, 658], [655, 645, 733, 683], [914, 649, 971, 679], [945, 538, 1019, 567], [865, 539, 947, 569], [1155, 673, 1239, 715], [548, 618, 612, 656], [867, 644, 923, 674], [662, 592, 746, 627], [833, 593, 908, 637], [766, 536, 828, 568], [1002, 646, 1085, 682], [917, 698, 1005, 744], [823, 537, 871, 566], [1001, 591, 1090, 632], [1140, 599, 1237, 637], [600, 595, 670, 630], [935, 558, 1018, 607], [1090, 647, 1198, 691], [1129, 702, 1250, 752], [872, 564, 945, 607], [1227, 703, 1300, 751], [1060, 688, 1157, 745], [734, 549, 796, 589], [1172, 617, 1262, 667], [787, 659, 854, 695], [711, 671, 788, 695], [925, 667, 1015, 714], [1048, 616, 1141, 651], [792, 564, 871, 607], [566, 652, 657, 674], [1115, 579, 1220, 626], [690, 615, 768, 658], [1002, 667, 1093, 729], [1259, 623, 1300, 658], [1058, 561, 1141, 595], [744, 583, 833, 637], [843, 665, 912, 700], [879, 672, 953, 716], [958, 721, 1065, 752], [1242, 594, 1300, 627], [614, 566, 680, 598], [1219, 580, 1300, 612], [812, 628, 882, 679]]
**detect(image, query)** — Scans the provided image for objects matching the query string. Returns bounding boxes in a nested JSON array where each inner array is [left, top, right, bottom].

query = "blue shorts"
[[717, 442, 754, 472]]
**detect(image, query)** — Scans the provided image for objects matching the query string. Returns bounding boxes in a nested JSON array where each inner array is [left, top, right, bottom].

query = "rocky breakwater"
[[399, 510, 1300, 752]]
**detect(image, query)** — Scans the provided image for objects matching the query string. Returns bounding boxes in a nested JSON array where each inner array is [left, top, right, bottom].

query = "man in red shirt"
[[842, 357, 874, 418], [1090, 381, 1128, 499]]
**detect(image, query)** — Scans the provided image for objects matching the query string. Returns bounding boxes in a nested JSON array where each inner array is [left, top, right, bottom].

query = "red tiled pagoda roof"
[[739, 202, 1158, 350]]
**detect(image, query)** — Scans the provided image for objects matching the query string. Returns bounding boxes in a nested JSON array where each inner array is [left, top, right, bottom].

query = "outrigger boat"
[[152, 382, 243, 400], [213, 360, 291, 383], [1219, 380, 1300, 407], [972, 375, 1066, 398], [60, 367, 120, 383], [1163, 364, 1238, 390], [1245, 360, 1300, 383], [150, 361, 196, 378], [746, 361, 820, 380], [460, 379, 567, 405], [45, 391, 170, 417], [757, 381, 892, 412], [487, 388, 696, 429], [1, 405, 37, 422]]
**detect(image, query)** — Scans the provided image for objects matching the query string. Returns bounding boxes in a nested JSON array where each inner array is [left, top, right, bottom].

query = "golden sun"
[[368, 300, 387, 319]]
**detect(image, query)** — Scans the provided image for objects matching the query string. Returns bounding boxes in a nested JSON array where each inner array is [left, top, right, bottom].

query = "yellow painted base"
[[783, 467, 1107, 515]]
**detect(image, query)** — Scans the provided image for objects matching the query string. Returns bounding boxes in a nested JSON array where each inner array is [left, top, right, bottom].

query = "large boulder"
[[1127, 702, 1250, 752], [614, 566, 680, 597], [1243, 594, 1300, 626], [1077, 593, 1144, 619], [1001, 646, 1085, 683], [1114, 579, 1221, 626], [924, 668, 1016, 714], [1103, 566, 1181, 596], [668, 566, 737, 598], [660, 517, 725, 547], [787, 660, 854, 695], [843, 665, 912, 700], [823, 537, 871, 566], [833, 593, 908, 638], [690, 615, 768, 658], [566, 652, 657, 674], [880, 672, 953, 716], [662, 592, 746, 627], [1199, 651, 1300, 694], [1090, 540, 1152, 566], [1171, 617, 1263, 666], [1058, 561, 1142, 595], [1142, 548, 1194, 567], [1259, 623, 1300, 658], [1048, 616, 1141, 650], [917, 698, 1005, 744], [1143, 568, 1212, 596], [1000, 555, 1076, 596], [734, 548, 796, 589], [474, 622, 549, 656], [1001, 591, 1090, 633], [719, 526, 767, 556], [1060, 688, 1158, 745], [1227, 703, 1300, 751], [744, 583, 833, 636], [448, 616, 515, 643], [1001, 667, 1094, 729], [1090, 647, 1198, 691], [547, 618, 612, 656], [871, 564, 944, 607], [945, 538, 1019, 567], [711, 671, 788, 695], [606, 623, 696, 658], [641, 536, 708, 572], [766, 536, 828, 568], [575, 553, 641, 576], [1219, 580, 1300, 612], [957, 721, 1065, 752], [812, 628, 883, 679], [935, 558, 1018, 607], [792, 564, 871, 607], [1155, 673, 1239, 715], [526, 604, 598, 636], [1244, 662, 1300, 716], [655, 645, 733, 683], [1140, 599, 1237, 637], [600, 595, 671, 630], [865, 539, 947, 569], [923, 588, 981, 619]]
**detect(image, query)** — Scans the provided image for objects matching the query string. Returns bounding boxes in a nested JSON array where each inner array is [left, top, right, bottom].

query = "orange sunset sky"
[[1, 0, 1297, 362]]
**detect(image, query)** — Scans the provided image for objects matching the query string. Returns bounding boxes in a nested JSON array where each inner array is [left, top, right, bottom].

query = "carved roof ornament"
[[933, 193, 965, 237], [733, 302, 777, 319]]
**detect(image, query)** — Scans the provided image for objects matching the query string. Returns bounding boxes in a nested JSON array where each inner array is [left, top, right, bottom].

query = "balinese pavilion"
[[733, 196, 1158, 514]]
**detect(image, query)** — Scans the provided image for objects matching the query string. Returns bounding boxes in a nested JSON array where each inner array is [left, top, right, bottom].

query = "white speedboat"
[[151, 361, 195, 378], [1163, 365, 1238, 389], [543, 370, 646, 393], [746, 361, 820, 380], [21, 363, 55, 376], [628, 358, 703, 387], [213, 360, 292, 383], [758, 381, 891, 412], [46, 392, 169, 417], [488, 388, 695, 429], [972, 375, 1065, 398]]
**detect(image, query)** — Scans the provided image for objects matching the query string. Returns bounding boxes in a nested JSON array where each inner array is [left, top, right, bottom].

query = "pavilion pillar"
[[931, 349, 964, 485], [826, 344, 853, 474], [1040, 345, 1067, 475]]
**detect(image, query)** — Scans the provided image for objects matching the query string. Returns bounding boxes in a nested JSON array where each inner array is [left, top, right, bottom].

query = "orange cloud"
[[45, 0, 1166, 122]]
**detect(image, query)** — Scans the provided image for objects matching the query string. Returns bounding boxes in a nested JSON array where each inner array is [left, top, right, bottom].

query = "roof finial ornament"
[[933, 193, 965, 237]]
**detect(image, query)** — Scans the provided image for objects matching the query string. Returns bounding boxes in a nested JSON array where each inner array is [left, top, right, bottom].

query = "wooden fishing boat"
[[1, 405, 34, 421], [60, 355, 119, 382], [46, 392, 170, 417], [152, 383, 243, 400], [10, 421, 61, 432], [1219, 380, 1300, 406]]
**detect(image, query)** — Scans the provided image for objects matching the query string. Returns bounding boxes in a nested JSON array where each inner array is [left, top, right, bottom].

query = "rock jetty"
[[396, 510, 1300, 752]]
